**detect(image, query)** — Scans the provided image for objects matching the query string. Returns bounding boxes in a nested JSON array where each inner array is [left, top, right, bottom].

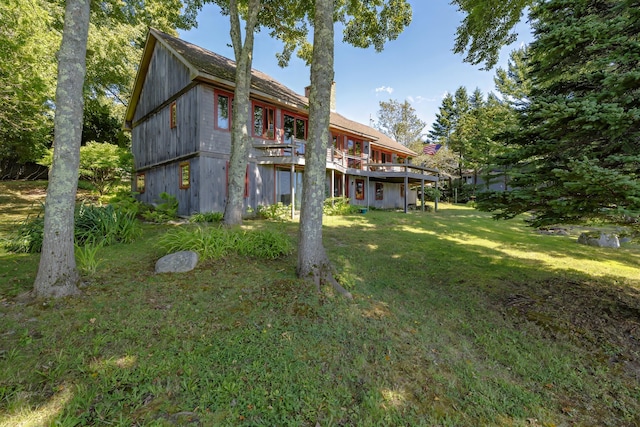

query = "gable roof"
[[126, 28, 417, 157]]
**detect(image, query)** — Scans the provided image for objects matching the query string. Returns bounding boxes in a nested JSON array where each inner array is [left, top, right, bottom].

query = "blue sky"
[[179, 1, 531, 137]]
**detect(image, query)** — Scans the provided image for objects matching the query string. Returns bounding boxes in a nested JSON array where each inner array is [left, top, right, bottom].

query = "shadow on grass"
[[1, 208, 639, 426]]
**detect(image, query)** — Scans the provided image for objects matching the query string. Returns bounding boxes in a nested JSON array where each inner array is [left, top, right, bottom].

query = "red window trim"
[[252, 101, 276, 140], [170, 101, 177, 129], [214, 90, 233, 131], [179, 161, 190, 189], [281, 110, 308, 142]]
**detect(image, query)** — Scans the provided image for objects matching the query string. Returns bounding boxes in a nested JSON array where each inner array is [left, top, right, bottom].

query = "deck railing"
[[253, 143, 438, 179]]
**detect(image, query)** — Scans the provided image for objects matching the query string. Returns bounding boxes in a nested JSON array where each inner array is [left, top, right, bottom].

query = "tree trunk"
[[297, 0, 351, 299], [223, 0, 261, 226], [33, 0, 90, 298]]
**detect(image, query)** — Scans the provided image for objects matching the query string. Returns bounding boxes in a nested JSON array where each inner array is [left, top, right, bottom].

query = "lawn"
[[1, 181, 639, 426]]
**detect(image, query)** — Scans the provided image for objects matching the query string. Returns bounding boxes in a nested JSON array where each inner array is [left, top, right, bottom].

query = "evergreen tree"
[[478, 0, 640, 226], [493, 47, 531, 109], [428, 92, 455, 145]]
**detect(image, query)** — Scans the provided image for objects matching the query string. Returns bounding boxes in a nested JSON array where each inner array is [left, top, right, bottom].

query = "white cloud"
[[407, 95, 433, 104], [375, 86, 394, 95]]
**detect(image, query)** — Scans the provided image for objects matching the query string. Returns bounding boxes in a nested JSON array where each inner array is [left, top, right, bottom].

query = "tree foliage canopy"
[[451, 0, 532, 69], [375, 99, 426, 146], [0, 0, 195, 173], [477, 0, 640, 226]]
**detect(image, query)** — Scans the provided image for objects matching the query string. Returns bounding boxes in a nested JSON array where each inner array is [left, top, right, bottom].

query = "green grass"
[[1, 181, 639, 426]]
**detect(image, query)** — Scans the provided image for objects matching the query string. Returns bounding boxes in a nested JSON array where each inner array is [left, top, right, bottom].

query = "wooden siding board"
[[199, 86, 232, 155], [197, 157, 228, 213], [257, 165, 275, 206], [134, 45, 192, 122], [132, 87, 199, 169]]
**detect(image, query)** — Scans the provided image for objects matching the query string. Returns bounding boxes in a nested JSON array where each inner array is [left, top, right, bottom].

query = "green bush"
[[257, 203, 290, 221], [75, 203, 141, 246], [106, 189, 148, 217], [419, 187, 441, 202], [4, 203, 141, 254], [190, 211, 224, 223], [157, 226, 293, 260], [323, 197, 358, 216], [4, 211, 45, 253], [142, 192, 179, 223]]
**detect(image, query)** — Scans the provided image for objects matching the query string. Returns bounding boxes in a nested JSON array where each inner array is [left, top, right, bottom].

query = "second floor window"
[[283, 112, 307, 143], [253, 103, 275, 139], [215, 91, 232, 130], [170, 101, 177, 129]]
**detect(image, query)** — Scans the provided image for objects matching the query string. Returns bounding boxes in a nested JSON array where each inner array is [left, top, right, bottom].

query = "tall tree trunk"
[[297, 0, 351, 299], [33, 0, 90, 298], [223, 0, 261, 226]]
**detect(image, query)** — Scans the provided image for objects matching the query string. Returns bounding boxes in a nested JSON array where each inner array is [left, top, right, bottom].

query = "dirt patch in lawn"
[[502, 277, 640, 381]]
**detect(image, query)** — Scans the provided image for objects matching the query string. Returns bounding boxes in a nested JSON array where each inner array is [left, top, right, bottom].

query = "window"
[[375, 183, 383, 200], [332, 134, 344, 151], [253, 103, 275, 139], [179, 162, 190, 189], [136, 173, 145, 194], [355, 179, 365, 200], [215, 91, 232, 130], [282, 112, 307, 143], [371, 149, 379, 163], [400, 184, 405, 198], [170, 101, 177, 129]]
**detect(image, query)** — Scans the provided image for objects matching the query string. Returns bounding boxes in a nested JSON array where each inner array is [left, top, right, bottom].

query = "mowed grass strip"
[[0, 181, 639, 426]]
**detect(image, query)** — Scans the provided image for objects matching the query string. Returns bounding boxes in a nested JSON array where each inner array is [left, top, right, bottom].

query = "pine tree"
[[478, 0, 640, 226]]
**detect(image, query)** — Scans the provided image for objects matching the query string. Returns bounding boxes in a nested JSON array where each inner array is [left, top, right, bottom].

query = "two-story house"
[[124, 28, 438, 216]]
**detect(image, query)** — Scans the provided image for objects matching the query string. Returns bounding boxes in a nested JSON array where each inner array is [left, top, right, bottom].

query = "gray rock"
[[155, 251, 199, 273], [577, 233, 620, 249]]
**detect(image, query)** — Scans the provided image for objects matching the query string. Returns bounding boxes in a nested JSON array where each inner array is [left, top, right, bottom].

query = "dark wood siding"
[[197, 156, 228, 213], [256, 165, 275, 206], [134, 45, 192, 122], [199, 86, 232, 155], [132, 86, 199, 169], [135, 159, 197, 216]]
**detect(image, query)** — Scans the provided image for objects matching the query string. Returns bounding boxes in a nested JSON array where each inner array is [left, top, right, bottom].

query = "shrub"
[[4, 203, 140, 254], [4, 211, 45, 253], [106, 189, 148, 217], [75, 203, 141, 246], [257, 203, 290, 221], [323, 197, 358, 216], [142, 192, 179, 223]]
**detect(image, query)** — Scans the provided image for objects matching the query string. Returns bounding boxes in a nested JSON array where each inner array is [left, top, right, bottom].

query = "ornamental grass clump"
[[3, 203, 140, 253], [157, 226, 293, 260]]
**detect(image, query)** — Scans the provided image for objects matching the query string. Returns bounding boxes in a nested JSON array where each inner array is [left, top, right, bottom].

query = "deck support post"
[[290, 164, 295, 219]]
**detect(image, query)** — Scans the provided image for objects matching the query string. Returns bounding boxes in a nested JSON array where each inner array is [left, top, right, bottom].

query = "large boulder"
[[577, 233, 620, 249], [155, 251, 199, 273]]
